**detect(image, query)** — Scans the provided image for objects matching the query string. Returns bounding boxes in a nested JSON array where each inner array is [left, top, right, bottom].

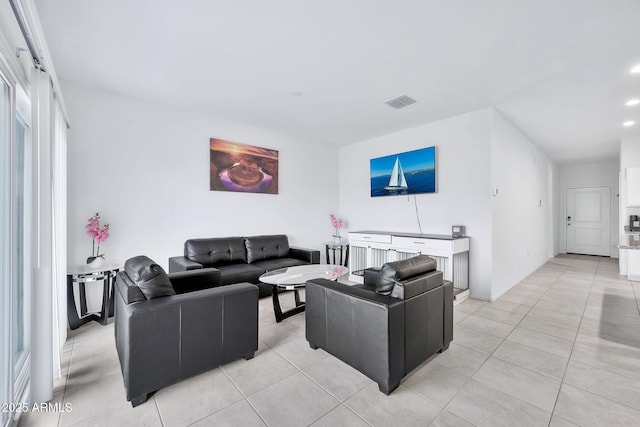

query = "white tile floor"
[[19, 255, 640, 427]]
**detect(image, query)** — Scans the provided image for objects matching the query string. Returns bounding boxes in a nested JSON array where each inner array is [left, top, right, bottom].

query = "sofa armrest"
[[168, 268, 221, 294], [290, 246, 320, 264], [168, 256, 203, 272]]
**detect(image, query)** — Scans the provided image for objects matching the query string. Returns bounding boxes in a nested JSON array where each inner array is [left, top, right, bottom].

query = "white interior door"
[[566, 187, 611, 256]]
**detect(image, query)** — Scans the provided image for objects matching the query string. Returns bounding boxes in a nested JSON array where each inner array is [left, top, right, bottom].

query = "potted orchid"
[[330, 214, 344, 243], [86, 212, 110, 267]]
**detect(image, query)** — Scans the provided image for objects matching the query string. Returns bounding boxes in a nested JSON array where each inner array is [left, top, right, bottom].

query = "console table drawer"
[[349, 233, 392, 244], [392, 236, 451, 251]]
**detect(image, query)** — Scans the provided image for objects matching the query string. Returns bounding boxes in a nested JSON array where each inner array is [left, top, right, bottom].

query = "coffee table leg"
[[272, 286, 285, 323], [272, 287, 306, 323], [294, 289, 302, 306]]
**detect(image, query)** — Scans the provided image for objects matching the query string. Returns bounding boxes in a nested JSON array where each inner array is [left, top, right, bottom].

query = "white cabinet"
[[348, 231, 470, 296], [626, 167, 640, 207], [627, 250, 640, 281]]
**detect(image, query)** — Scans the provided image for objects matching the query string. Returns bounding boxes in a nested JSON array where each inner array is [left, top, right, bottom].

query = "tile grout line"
[[477, 265, 569, 408], [57, 336, 76, 427], [217, 364, 271, 427], [152, 395, 166, 427], [297, 367, 373, 427], [441, 268, 565, 426], [631, 278, 640, 316], [552, 260, 640, 415], [268, 323, 375, 427], [447, 261, 599, 425], [546, 257, 601, 427]]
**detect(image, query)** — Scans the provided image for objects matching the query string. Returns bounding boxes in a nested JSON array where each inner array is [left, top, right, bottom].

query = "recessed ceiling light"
[[626, 99, 640, 106], [631, 64, 640, 74], [623, 121, 636, 127]]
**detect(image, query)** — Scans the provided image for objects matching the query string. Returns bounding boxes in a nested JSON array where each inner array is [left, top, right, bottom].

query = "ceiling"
[[33, 0, 640, 163]]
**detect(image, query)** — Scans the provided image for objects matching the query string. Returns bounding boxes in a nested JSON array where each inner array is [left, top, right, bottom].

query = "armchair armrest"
[[363, 268, 381, 287], [168, 256, 203, 272], [390, 270, 444, 300], [290, 246, 320, 264], [168, 268, 221, 294]]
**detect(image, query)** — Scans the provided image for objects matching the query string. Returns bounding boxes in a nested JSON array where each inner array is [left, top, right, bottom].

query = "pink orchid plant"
[[330, 214, 343, 238], [331, 265, 345, 278], [86, 212, 110, 263]]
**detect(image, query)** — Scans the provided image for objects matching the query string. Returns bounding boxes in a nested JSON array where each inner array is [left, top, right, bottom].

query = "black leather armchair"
[[114, 256, 258, 406], [305, 255, 453, 394]]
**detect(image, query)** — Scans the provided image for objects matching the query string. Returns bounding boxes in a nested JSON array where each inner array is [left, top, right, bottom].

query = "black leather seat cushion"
[[124, 256, 175, 300], [252, 257, 308, 272], [184, 237, 247, 266], [217, 263, 266, 285]]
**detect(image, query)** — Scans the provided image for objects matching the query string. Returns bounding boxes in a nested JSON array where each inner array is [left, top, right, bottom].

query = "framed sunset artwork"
[[209, 138, 279, 194]]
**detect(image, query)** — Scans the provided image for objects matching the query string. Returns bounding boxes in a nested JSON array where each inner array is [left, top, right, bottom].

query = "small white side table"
[[67, 262, 121, 330]]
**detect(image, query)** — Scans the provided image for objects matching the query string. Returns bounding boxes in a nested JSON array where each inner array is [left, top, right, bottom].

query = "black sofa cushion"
[[251, 257, 309, 272], [376, 255, 437, 296], [185, 237, 247, 266], [124, 256, 176, 300], [217, 263, 266, 285], [245, 235, 290, 263], [169, 268, 221, 294]]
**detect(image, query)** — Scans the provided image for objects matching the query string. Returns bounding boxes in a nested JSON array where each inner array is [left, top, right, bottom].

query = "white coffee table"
[[259, 264, 348, 322]]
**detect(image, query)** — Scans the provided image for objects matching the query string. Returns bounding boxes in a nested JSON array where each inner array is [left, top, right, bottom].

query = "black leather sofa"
[[114, 256, 258, 407], [168, 234, 320, 297], [305, 255, 453, 394]]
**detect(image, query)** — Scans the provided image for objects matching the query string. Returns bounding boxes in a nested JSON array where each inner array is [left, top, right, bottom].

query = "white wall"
[[490, 109, 554, 300], [619, 137, 640, 274], [64, 81, 339, 270], [557, 159, 620, 257], [338, 109, 493, 299]]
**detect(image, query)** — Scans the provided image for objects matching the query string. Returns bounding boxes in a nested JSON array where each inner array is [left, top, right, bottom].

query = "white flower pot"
[[87, 256, 104, 269]]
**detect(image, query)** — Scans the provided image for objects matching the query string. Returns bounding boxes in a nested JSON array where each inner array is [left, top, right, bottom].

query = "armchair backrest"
[[121, 255, 176, 300], [365, 255, 442, 299]]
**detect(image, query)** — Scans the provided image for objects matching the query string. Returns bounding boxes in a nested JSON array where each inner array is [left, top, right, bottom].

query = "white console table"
[[348, 231, 470, 298]]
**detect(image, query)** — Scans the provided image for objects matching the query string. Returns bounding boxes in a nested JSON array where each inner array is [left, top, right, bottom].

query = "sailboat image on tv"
[[384, 157, 408, 192], [370, 146, 436, 197]]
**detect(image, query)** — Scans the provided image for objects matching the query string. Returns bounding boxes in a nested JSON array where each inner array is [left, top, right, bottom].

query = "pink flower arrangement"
[[331, 266, 345, 278], [330, 214, 343, 238], [86, 212, 110, 263]]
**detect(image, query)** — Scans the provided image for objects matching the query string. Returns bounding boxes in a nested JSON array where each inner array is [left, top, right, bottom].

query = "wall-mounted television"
[[370, 146, 436, 197]]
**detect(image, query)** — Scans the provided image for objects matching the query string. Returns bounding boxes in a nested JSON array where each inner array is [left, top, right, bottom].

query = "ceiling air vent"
[[384, 95, 417, 109]]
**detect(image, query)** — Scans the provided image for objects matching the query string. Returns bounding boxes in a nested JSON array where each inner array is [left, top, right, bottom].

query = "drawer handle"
[[413, 242, 425, 245], [363, 236, 372, 239]]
